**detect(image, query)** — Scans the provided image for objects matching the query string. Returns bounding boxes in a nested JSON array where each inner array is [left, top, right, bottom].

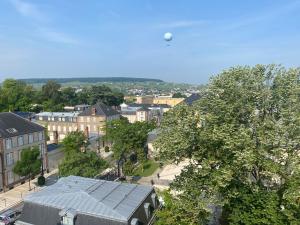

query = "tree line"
[[0, 79, 124, 112]]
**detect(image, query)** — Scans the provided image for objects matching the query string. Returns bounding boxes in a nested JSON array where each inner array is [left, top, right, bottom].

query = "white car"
[[0, 209, 22, 225]]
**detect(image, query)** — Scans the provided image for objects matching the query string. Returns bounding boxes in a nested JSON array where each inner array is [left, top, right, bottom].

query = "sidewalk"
[[137, 160, 189, 190], [0, 169, 58, 212]]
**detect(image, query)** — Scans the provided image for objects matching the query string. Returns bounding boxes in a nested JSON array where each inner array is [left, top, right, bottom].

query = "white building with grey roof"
[[17, 176, 159, 225]]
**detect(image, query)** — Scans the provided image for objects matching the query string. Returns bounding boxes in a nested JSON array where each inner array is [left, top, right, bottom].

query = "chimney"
[[92, 107, 97, 116]]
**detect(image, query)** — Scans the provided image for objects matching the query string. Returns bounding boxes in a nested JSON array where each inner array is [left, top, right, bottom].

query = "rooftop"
[[79, 102, 119, 117], [24, 176, 153, 222], [36, 112, 80, 118], [0, 112, 44, 138]]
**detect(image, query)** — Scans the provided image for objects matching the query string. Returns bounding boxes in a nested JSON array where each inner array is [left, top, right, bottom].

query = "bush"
[[104, 146, 110, 152], [37, 175, 46, 186]]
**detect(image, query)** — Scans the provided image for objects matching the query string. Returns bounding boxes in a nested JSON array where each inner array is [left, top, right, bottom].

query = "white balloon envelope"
[[164, 32, 173, 42]]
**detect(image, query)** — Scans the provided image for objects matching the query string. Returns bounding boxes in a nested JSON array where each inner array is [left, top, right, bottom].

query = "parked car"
[[0, 209, 21, 225]]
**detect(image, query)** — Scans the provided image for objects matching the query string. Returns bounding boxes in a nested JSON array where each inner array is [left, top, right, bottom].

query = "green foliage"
[[222, 188, 286, 225], [105, 118, 155, 161], [62, 131, 89, 156], [156, 191, 210, 225], [0, 79, 35, 112], [13, 147, 41, 177], [172, 92, 186, 98], [59, 151, 108, 178], [123, 161, 135, 175], [133, 160, 159, 177], [37, 175, 46, 186], [154, 65, 300, 224], [104, 146, 110, 152], [13, 147, 41, 189], [0, 78, 124, 112]]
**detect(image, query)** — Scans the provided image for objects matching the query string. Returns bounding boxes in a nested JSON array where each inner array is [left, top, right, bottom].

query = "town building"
[[36, 103, 120, 143], [120, 103, 169, 124], [152, 96, 184, 107], [0, 112, 47, 192], [135, 96, 184, 107], [37, 112, 80, 142], [17, 176, 159, 225]]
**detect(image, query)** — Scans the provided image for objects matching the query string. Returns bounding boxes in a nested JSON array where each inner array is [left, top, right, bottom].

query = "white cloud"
[[9, 0, 80, 45], [155, 20, 207, 29], [39, 29, 79, 45], [10, 0, 46, 21]]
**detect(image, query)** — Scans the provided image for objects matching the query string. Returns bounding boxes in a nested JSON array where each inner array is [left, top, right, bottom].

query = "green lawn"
[[133, 160, 159, 177]]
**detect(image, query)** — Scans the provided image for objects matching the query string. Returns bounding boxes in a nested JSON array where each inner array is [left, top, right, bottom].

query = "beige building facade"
[[0, 113, 48, 191], [37, 103, 120, 143]]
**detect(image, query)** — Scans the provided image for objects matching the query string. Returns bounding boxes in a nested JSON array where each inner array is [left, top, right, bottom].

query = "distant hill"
[[19, 77, 164, 84]]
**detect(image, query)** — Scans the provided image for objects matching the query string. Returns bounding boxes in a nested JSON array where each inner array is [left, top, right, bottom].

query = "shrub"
[[104, 146, 110, 152], [37, 175, 46, 186]]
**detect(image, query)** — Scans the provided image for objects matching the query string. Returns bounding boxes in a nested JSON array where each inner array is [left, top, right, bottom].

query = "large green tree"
[[59, 151, 108, 178], [105, 118, 155, 160], [154, 65, 300, 224], [0, 79, 36, 111], [62, 131, 89, 156], [13, 147, 41, 190]]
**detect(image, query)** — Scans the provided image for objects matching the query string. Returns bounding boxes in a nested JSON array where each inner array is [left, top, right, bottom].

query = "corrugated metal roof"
[[25, 176, 153, 222]]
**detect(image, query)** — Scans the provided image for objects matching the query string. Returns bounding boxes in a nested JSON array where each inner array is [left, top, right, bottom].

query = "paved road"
[[48, 148, 64, 171]]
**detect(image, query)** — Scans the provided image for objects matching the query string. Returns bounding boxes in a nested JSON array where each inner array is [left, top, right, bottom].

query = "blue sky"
[[1, 0, 300, 84]]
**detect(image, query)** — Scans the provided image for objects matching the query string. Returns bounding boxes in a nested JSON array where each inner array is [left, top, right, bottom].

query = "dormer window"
[[59, 208, 77, 225]]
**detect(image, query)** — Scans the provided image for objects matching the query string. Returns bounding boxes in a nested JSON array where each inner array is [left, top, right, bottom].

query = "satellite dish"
[[164, 32, 173, 42]]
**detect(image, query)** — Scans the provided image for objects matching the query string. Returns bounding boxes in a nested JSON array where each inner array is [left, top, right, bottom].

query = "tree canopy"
[[13, 147, 41, 189], [62, 131, 89, 156], [59, 151, 108, 178], [0, 79, 124, 112], [154, 65, 300, 224], [105, 118, 156, 160]]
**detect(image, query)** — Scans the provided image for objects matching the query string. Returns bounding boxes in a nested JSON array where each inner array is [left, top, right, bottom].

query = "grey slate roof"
[[79, 103, 119, 117], [183, 93, 201, 105], [0, 112, 44, 138], [136, 106, 150, 112], [24, 176, 153, 222]]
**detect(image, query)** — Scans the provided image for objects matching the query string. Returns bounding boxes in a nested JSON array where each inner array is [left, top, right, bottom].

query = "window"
[[6, 153, 14, 166], [52, 125, 56, 131], [5, 139, 12, 150], [80, 124, 84, 131], [58, 126, 61, 132], [62, 117, 65, 122], [39, 116, 43, 121], [28, 134, 33, 144], [87, 117, 90, 122], [18, 136, 24, 146], [48, 126, 51, 131], [7, 171, 14, 184], [59, 209, 76, 225], [38, 132, 43, 141], [63, 126, 67, 132]]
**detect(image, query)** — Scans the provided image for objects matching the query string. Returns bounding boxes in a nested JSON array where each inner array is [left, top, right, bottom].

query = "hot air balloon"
[[164, 32, 173, 42]]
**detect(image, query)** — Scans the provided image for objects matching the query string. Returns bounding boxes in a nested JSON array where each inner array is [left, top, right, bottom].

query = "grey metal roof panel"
[[0, 112, 44, 138], [24, 176, 153, 222]]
